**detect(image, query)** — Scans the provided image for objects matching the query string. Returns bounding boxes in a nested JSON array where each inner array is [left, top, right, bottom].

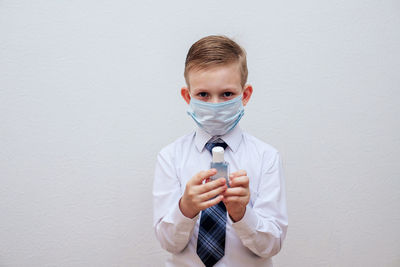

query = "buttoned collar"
[[194, 125, 243, 153]]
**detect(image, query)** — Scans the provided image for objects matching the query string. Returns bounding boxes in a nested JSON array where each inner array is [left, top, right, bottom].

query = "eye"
[[198, 92, 208, 98], [222, 92, 233, 98]]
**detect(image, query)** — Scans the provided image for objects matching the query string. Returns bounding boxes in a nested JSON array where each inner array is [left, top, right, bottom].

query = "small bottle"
[[210, 146, 230, 187]]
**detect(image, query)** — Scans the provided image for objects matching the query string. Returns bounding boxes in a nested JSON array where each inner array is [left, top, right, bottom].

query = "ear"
[[181, 87, 191, 104], [242, 84, 253, 106]]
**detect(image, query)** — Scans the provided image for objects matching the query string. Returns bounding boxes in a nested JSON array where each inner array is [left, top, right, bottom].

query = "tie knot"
[[205, 139, 228, 154]]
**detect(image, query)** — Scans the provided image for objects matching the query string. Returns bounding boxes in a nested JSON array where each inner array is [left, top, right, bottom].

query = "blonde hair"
[[184, 35, 248, 87]]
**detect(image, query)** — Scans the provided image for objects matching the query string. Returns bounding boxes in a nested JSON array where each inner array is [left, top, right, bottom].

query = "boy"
[[153, 35, 288, 267]]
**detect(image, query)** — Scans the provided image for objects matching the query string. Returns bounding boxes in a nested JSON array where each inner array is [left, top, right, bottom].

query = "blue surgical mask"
[[187, 95, 244, 136]]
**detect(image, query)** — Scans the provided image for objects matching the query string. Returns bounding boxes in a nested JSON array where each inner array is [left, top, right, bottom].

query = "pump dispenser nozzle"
[[212, 146, 224, 163]]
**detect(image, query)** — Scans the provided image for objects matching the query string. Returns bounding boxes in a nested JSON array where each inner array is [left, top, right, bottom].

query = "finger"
[[223, 187, 247, 197], [229, 170, 247, 179], [191, 169, 217, 185], [229, 176, 249, 188], [222, 195, 243, 204], [199, 184, 227, 202], [200, 195, 223, 210], [198, 177, 226, 194]]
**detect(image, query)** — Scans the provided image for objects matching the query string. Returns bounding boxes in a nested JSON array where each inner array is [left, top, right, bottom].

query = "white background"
[[1, 1, 399, 266]]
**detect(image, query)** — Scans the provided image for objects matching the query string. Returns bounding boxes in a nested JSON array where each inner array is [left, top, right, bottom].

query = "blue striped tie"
[[197, 140, 228, 267]]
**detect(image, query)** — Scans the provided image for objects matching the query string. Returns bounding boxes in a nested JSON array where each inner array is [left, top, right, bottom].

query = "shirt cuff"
[[230, 205, 258, 239], [164, 200, 199, 233]]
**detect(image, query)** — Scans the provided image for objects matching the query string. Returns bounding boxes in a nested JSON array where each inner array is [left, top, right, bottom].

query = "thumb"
[[192, 169, 217, 185]]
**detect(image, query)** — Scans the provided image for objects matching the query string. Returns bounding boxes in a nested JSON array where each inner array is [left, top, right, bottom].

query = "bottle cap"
[[212, 146, 225, 163]]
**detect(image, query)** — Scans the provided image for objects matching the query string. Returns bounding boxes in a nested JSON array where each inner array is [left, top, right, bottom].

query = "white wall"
[[1, 1, 399, 266]]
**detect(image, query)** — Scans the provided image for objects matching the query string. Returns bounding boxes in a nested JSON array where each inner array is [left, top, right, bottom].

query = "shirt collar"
[[194, 125, 243, 153]]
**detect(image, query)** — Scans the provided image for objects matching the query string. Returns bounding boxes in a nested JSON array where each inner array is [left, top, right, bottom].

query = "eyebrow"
[[191, 87, 240, 93]]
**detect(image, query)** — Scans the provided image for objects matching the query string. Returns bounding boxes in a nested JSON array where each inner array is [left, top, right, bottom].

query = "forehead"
[[187, 63, 242, 90]]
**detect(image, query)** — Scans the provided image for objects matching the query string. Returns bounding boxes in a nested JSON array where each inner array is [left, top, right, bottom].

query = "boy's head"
[[181, 35, 253, 106]]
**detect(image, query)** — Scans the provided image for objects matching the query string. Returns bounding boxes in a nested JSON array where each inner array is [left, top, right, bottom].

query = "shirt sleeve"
[[153, 149, 199, 254], [230, 151, 288, 258]]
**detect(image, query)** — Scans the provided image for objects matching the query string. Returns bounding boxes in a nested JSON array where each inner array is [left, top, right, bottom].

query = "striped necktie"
[[196, 139, 228, 267]]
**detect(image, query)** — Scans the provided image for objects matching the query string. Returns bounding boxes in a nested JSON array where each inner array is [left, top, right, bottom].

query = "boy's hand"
[[222, 170, 250, 222], [179, 169, 227, 219]]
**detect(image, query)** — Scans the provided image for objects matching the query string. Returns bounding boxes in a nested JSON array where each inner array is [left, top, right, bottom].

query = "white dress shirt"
[[153, 126, 288, 267]]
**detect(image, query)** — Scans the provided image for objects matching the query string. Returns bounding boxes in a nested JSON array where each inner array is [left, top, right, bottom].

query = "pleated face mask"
[[187, 95, 244, 136]]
